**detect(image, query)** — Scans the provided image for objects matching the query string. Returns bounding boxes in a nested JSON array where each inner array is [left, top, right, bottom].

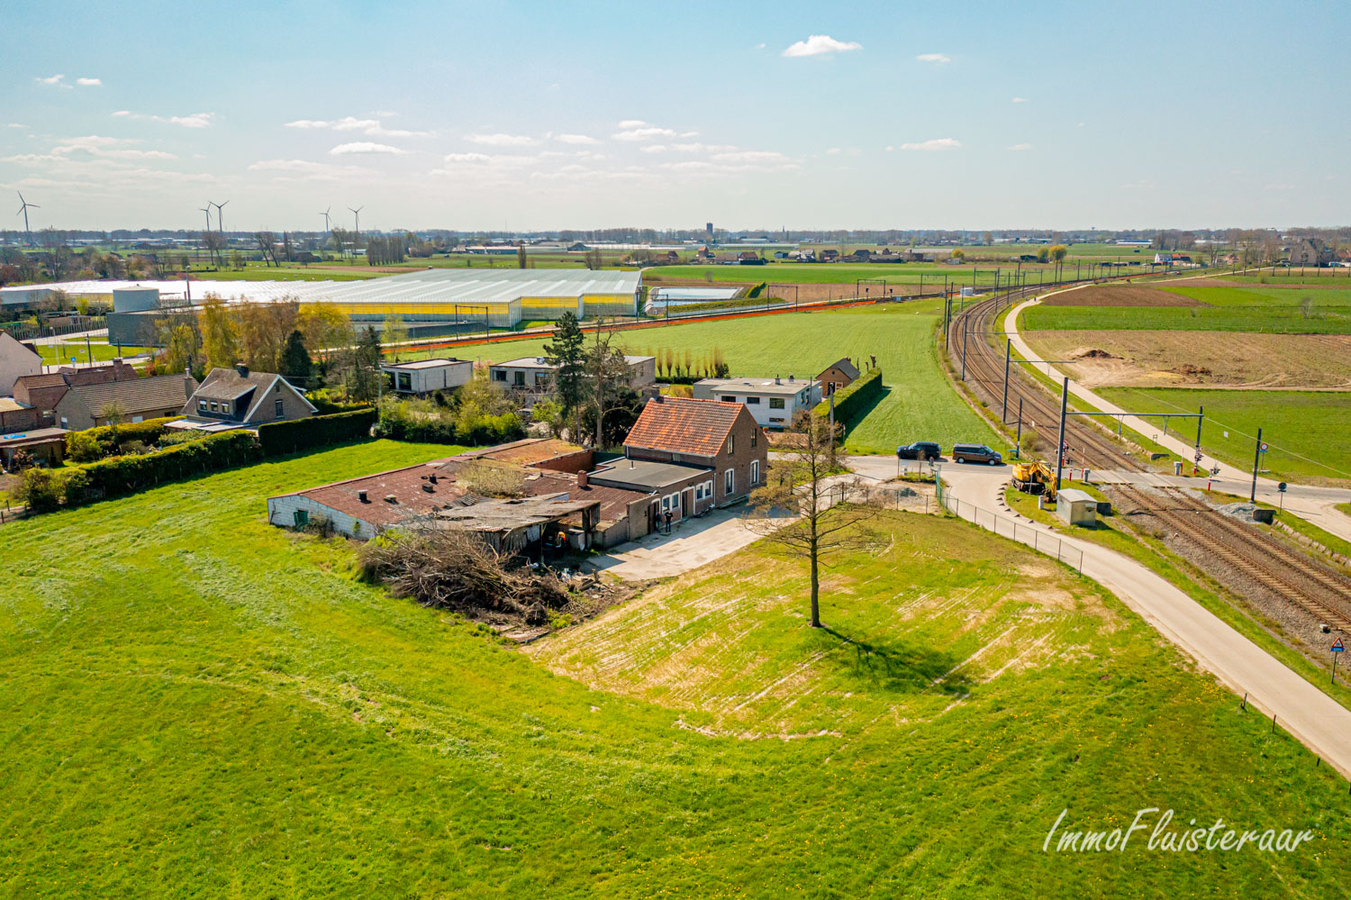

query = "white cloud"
[[37, 74, 71, 88], [755, 42, 766, 50], [612, 125, 676, 142], [640, 145, 668, 154], [1012, 97, 1030, 103], [441, 152, 537, 166], [713, 150, 791, 163], [885, 145, 894, 151], [465, 132, 536, 146], [617, 119, 647, 128], [7, 123, 26, 129], [76, 77, 102, 86], [782, 35, 862, 58], [916, 53, 951, 64], [248, 158, 371, 181], [53, 135, 132, 153], [1008, 143, 1033, 151], [900, 138, 961, 151], [555, 133, 600, 145], [825, 147, 842, 155], [114, 110, 217, 128], [330, 142, 406, 155], [285, 116, 427, 137], [46, 134, 177, 161]]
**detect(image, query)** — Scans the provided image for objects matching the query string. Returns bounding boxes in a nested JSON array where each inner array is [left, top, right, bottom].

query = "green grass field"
[[0, 446, 1343, 896], [1096, 387, 1351, 485], [1023, 284, 1351, 333], [188, 264, 382, 282], [645, 261, 1056, 287], [411, 303, 1004, 454]]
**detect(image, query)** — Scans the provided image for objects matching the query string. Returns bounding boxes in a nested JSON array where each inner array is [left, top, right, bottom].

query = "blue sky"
[[3, 0, 1348, 232]]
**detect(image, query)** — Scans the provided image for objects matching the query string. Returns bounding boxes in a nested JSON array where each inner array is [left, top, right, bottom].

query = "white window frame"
[[751, 459, 760, 485], [726, 434, 734, 455], [724, 468, 735, 495]]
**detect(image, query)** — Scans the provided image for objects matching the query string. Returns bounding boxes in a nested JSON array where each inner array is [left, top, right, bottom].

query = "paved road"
[[1002, 289, 1351, 544], [850, 455, 1351, 778], [584, 505, 792, 580]]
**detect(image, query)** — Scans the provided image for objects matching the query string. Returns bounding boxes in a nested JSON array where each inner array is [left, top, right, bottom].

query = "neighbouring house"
[[690, 376, 822, 430], [382, 358, 473, 395], [489, 355, 656, 393], [817, 358, 861, 396], [621, 396, 767, 507], [1153, 252, 1193, 265], [0, 332, 41, 397], [174, 364, 316, 432], [53, 372, 197, 430], [0, 426, 67, 470], [1288, 238, 1333, 267], [7, 359, 142, 430], [820, 249, 840, 262]]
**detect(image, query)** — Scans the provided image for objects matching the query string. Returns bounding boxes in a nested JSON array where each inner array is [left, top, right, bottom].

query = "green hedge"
[[258, 408, 377, 457], [17, 429, 261, 510], [65, 417, 182, 463], [374, 403, 523, 446], [75, 430, 261, 502], [813, 368, 883, 427]]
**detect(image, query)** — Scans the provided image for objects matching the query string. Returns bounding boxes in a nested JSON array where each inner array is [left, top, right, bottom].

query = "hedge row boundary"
[[258, 408, 377, 457], [813, 368, 883, 427]]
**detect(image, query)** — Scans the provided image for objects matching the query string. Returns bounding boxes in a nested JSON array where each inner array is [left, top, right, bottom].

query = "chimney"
[[184, 369, 193, 398], [357, 489, 369, 503], [428, 473, 438, 484], [577, 470, 589, 488], [788, 374, 794, 382], [775, 375, 781, 385], [235, 363, 249, 377]]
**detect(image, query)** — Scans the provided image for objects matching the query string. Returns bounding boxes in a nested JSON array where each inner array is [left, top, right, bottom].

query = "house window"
[[275, 398, 284, 417], [724, 468, 735, 495], [695, 483, 705, 501], [745, 396, 760, 405], [493, 370, 506, 382], [726, 434, 734, 455], [751, 459, 760, 485], [514, 371, 525, 387], [131, 415, 143, 424], [751, 431, 758, 448], [198, 400, 207, 411], [397, 372, 412, 391], [60, 417, 68, 428], [293, 509, 309, 528], [721, 395, 736, 403], [210, 401, 218, 412], [703, 480, 713, 499], [769, 397, 785, 409]]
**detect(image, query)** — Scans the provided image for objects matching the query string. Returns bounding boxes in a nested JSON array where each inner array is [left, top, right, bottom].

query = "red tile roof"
[[623, 396, 745, 458]]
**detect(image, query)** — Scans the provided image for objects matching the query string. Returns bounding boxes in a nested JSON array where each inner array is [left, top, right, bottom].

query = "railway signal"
[[1334, 638, 1344, 684]]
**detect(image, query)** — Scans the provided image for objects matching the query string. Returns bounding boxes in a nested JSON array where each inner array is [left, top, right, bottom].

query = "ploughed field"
[[0, 444, 1344, 897]]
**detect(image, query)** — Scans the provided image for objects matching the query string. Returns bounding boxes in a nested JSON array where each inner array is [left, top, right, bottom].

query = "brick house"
[[621, 396, 767, 509], [1288, 238, 1333, 267], [817, 358, 860, 396], [179, 365, 316, 428], [53, 372, 198, 430], [0, 332, 41, 397]]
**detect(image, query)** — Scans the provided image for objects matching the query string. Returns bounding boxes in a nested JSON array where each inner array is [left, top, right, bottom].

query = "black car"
[[897, 441, 942, 461]]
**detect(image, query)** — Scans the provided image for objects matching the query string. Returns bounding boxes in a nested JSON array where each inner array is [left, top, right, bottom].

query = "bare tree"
[[745, 411, 878, 628]]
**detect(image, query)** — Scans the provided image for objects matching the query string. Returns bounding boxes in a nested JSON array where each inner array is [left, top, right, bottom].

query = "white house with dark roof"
[[381, 358, 473, 395], [690, 376, 821, 429]]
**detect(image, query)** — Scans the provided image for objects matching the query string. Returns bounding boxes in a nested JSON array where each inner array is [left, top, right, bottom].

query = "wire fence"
[[936, 487, 1084, 571]]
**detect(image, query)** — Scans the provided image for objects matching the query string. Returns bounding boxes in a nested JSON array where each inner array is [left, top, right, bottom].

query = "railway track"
[[947, 286, 1351, 635]]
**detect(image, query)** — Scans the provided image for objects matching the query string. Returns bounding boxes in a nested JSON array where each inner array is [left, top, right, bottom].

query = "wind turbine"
[[348, 205, 364, 238], [319, 206, 331, 233], [199, 204, 213, 233], [16, 192, 39, 244], [210, 199, 230, 235]]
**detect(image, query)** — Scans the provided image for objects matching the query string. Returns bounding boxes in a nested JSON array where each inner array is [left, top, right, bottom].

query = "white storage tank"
[[112, 287, 161, 312]]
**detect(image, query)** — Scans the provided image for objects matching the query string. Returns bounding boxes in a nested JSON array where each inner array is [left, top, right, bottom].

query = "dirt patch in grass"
[[1026, 331, 1351, 389], [1042, 285, 1208, 307]]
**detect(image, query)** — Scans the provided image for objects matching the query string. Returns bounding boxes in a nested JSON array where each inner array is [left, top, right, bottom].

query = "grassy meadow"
[[1097, 387, 1351, 485], [1023, 284, 1351, 333], [0, 445, 1344, 896], [408, 303, 1004, 455]]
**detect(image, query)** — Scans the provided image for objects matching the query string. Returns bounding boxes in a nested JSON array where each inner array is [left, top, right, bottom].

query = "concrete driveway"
[[584, 504, 792, 580]]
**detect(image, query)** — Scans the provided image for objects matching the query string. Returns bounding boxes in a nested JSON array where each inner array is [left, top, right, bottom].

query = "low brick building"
[[53, 372, 197, 430], [621, 396, 767, 508], [817, 358, 860, 396]]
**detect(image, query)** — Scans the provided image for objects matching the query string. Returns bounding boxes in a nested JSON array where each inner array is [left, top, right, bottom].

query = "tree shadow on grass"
[[820, 624, 972, 697]]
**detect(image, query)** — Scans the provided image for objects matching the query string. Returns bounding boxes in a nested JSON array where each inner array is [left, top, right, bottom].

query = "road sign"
[[1277, 482, 1287, 493], [1260, 442, 1269, 452], [1333, 639, 1345, 653]]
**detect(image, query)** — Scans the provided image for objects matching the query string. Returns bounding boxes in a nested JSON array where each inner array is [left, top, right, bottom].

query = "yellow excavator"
[[1012, 460, 1057, 502]]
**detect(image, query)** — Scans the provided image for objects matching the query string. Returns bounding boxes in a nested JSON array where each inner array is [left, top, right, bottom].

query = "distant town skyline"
[[3, 0, 1349, 232]]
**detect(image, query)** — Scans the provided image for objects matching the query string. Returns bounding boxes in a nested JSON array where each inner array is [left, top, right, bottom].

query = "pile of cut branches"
[[358, 527, 569, 625]]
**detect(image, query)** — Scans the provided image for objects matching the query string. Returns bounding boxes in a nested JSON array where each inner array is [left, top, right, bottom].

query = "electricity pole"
[[1251, 427, 1263, 503], [1055, 377, 1069, 492]]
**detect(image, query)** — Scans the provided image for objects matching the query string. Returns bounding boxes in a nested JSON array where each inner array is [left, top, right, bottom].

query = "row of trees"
[[149, 296, 387, 404], [642, 346, 729, 381]]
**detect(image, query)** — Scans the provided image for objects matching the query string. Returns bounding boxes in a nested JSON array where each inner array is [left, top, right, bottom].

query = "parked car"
[[897, 441, 942, 461], [952, 443, 1003, 465]]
